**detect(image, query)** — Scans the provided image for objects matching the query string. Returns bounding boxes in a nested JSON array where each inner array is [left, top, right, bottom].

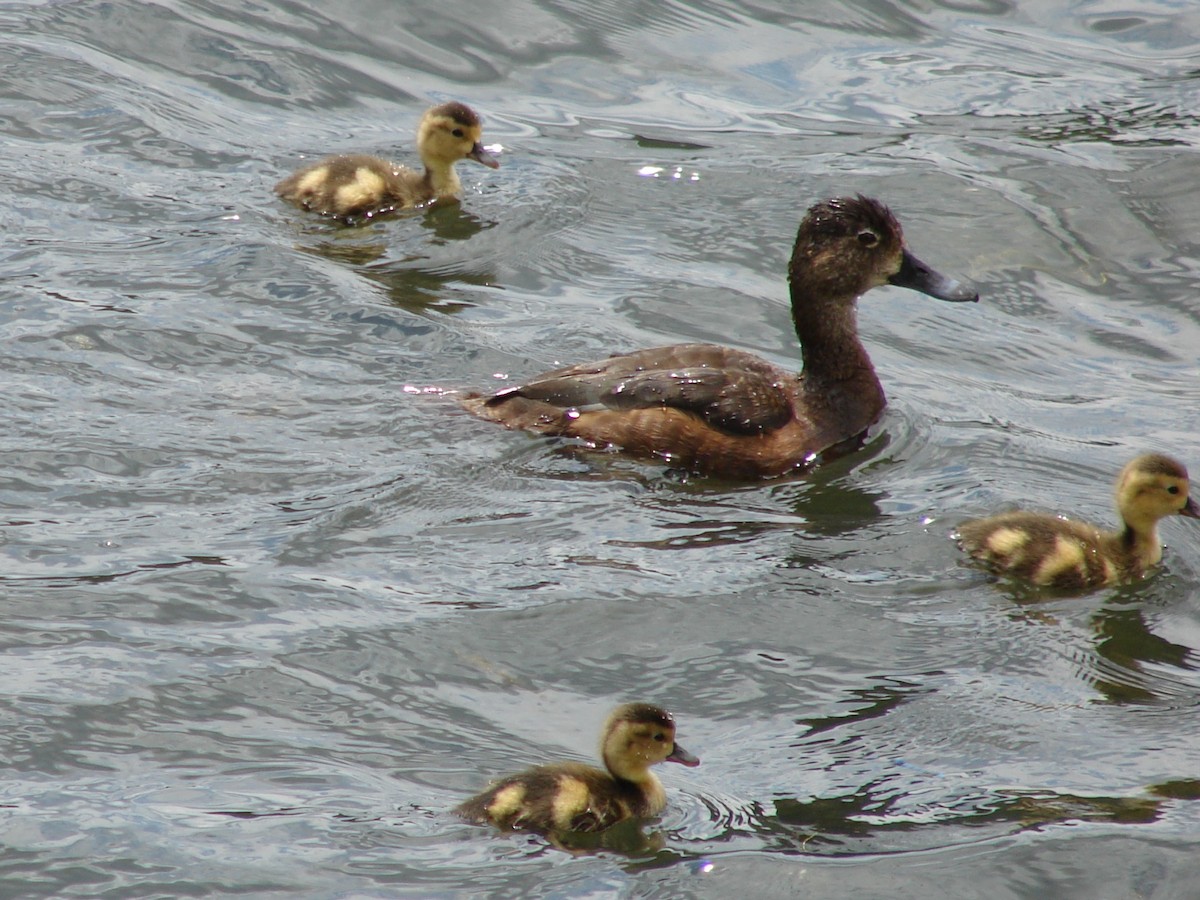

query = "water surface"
[[2, 0, 1200, 896]]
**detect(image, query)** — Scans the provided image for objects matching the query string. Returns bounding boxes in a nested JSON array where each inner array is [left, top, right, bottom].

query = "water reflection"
[[798, 675, 934, 736], [1003, 588, 1199, 705], [1023, 100, 1198, 147], [632, 134, 712, 151], [364, 262, 497, 316], [777, 455, 889, 538], [280, 204, 498, 314], [526, 817, 669, 856], [0, 554, 228, 588], [1088, 605, 1197, 704], [763, 785, 1164, 854]]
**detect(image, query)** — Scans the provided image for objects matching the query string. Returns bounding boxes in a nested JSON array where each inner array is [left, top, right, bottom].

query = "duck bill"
[[890, 249, 978, 302], [667, 742, 700, 767], [469, 142, 500, 169], [1182, 496, 1200, 519]]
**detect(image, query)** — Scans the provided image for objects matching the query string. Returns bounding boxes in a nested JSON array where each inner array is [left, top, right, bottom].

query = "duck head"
[[1116, 453, 1199, 531], [600, 702, 699, 783], [790, 195, 978, 303], [417, 101, 500, 170]]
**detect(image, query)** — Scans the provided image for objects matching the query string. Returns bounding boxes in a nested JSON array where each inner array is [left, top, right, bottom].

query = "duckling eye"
[[653, 732, 665, 742], [451, 128, 465, 138], [857, 230, 879, 248], [1167, 485, 1180, 495]]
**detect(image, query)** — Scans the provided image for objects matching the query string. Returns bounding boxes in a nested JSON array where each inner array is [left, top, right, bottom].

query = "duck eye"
[[857, 230, 879, 248], [1167, 485, 1180, 495], [653, 732, 665, 742], [452, 128, 465, 138]]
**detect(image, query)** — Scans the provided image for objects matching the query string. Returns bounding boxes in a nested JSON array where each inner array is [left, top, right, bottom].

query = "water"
[[2, 0, 1199, 896]]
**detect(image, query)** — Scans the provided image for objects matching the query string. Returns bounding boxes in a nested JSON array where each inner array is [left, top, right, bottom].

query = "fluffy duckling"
[[956, 453, 1199, 591], [274, 101, 499, 220], [461, 195, 978, 479], [456, 703, 699, 835]]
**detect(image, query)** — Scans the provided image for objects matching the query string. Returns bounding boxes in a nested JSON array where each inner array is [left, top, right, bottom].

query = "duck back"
[[274, 154, 417, 219], [957, 512, 1124, 590], [462, 342, 884, 479], [455, 762, 661, 833]]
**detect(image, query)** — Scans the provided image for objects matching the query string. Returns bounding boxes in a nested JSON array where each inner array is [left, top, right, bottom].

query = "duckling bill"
[[456, 702, 699, 835], [461, 195, 977, 479], [956, 453, 1199, 591], [275, 101, 498, 221]]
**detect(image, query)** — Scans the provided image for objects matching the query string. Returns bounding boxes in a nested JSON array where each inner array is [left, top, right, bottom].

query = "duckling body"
[[956, 453, 1199, 591], [456, 702, 699, 835], [275, 101, 498, 220], [461, 196, 978, 479]]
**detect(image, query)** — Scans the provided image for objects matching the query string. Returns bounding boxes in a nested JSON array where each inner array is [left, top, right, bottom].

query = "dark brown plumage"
[[461, 196, 978, 479], [956, 453, 1199, 591], [275, 101, 499, 220], [456, 703, 699, 835]]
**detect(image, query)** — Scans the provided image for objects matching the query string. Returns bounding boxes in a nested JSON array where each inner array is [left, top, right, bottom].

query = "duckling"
[[956, 453, 1199, 591], [456, 702, 699, 835], [461, 195, 978, 479], [274, 101, 499, 220]]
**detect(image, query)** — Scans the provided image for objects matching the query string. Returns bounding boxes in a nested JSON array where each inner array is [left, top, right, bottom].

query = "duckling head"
[[600, 703, 699, 784], [789, 195, 978, 304], [1116, 453, 1200, 533], [417, 101, 500, 170]]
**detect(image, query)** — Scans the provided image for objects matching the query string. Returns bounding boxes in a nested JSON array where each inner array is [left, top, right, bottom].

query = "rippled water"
[[3, 0, 1200, 896]]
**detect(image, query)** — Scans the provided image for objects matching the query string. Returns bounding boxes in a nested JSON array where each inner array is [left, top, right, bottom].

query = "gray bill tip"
[[890, 249, 979, 302], [667, 743, 700, 767], [470, 143, 501, 169]]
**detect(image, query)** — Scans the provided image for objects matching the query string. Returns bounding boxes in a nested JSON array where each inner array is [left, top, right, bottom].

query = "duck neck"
[[790, 281, 880, 390], [1117, 519, 1163, 567], [423, 162, 462, 199], [603, 750, 647, 785]]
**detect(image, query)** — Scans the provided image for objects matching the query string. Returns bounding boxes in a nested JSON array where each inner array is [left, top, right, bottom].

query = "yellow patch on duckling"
[[985, 526, 1029, 558], [485, 783, 526, 821], [551, 776, 591, 830], [1098, 557, 1119, 585], [295, 166, 331, 195], [333, 167, 388, 212], [1033, 535, 1087, 584]]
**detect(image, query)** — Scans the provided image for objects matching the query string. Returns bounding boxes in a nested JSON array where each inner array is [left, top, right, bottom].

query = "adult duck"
[[462, 195, 978, 479]]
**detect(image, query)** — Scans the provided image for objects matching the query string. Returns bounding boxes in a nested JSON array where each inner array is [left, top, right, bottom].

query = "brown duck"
[[456, 702, 699, 835], [956, 453, 1199, 591], [274, 101, 498, 220], [461, 195, 978, 479]]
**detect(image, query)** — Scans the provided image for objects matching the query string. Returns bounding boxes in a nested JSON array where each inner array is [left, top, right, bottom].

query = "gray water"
[[3, 0, 1200, 897]]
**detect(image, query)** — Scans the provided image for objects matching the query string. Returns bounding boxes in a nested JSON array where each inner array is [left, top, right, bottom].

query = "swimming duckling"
[[461, 195, 977, 479], [274, 101, 499, 220], [456, 702, 699, 835], [956, 453, 1199, 591]]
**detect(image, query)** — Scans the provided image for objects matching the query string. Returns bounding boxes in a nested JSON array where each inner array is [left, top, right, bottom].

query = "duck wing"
[[487, 345, 795, 436]]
